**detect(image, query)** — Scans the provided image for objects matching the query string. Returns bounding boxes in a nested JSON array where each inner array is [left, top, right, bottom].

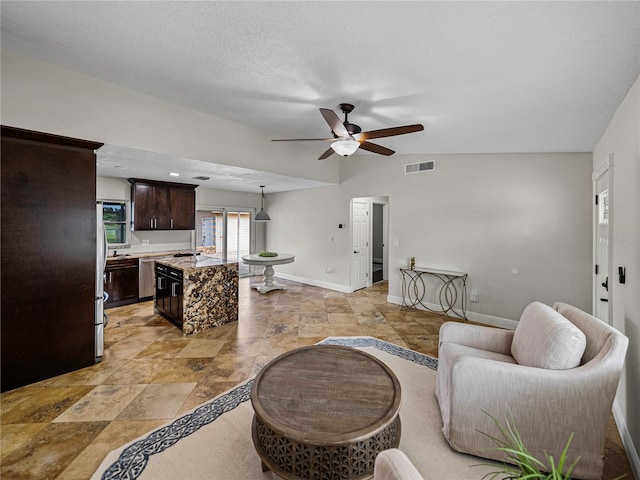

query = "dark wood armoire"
[[1, 126, 103, 392]]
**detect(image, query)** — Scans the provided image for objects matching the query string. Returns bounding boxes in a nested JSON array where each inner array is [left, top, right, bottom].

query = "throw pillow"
[[512, 302, 586, 369]]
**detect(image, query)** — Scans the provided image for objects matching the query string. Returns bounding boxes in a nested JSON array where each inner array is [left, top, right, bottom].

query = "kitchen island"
[[154, 255, 238, 335]]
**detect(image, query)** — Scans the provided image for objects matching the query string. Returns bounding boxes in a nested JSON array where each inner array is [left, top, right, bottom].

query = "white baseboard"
[[273, 272, 352, 294], [613, 399, 640, 479], [387, 295, 518, 329]]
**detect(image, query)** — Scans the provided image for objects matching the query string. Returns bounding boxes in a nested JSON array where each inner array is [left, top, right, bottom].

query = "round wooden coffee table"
[[251, 345, 402, 480]]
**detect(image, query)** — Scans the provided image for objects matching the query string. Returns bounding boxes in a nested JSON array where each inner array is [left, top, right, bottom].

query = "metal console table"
[[400, 266, 468, 320]]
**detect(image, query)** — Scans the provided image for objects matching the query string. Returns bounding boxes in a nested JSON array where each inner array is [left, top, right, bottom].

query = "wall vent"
[[404, 160, 435, 174]]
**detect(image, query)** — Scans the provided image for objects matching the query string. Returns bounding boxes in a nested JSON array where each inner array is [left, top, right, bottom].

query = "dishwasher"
[[139, 258, 157, 300]]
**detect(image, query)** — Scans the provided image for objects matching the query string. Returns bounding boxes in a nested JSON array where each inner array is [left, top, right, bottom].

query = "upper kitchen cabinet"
[[129, 179, 197, 231]]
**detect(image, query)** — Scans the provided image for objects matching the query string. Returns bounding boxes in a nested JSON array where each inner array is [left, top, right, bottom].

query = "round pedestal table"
[[241, 253, 295, 293]]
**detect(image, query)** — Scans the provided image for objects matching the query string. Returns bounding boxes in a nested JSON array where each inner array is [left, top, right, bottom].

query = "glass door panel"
[[196, 208, 253, 277], [227, 211, 251, 275], [196, 210, 224, 261]]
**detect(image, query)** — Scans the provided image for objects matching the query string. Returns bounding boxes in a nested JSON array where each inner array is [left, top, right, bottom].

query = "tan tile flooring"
[[1, 279, 633, 479]]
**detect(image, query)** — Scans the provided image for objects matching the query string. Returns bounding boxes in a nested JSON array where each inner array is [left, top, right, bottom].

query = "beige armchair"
[[374, 449, 424, 480], [435, 302, 628, 479]]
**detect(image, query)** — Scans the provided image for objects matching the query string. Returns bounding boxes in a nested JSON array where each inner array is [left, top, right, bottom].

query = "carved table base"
[[252, 415, 401, 480]]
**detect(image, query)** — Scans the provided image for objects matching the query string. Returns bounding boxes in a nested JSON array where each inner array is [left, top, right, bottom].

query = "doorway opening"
[[350, 196, 389, 292]]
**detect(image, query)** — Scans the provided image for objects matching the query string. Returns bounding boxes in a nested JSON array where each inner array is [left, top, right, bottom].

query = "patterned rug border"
[[99, 336, 438, 480]]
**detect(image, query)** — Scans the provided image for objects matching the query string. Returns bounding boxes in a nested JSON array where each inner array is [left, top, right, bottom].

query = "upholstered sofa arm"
[[439, 322, 514, 356], [444, 353, 622, 476], [374, 449, 424, 480]]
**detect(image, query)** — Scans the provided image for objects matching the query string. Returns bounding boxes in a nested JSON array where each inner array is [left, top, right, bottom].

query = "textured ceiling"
[[1, 1, 639, 190]]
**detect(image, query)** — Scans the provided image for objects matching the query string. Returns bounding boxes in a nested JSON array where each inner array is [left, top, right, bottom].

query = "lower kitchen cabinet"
[[155, 263, 184, 326], [105, 258, 139, 308]]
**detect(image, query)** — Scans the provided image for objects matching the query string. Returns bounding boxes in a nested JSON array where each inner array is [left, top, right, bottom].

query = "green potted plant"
[[477, 411, 624, 480]]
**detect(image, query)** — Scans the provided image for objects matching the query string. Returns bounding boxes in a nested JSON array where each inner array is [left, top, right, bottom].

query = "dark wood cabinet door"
[[155, 273, 169, 313], [105, 259, 139, 308], [170, 187, 195, 230], [169, 280, 183, 325], [132, 182, 155, 230], [153, 185, 171, 229]]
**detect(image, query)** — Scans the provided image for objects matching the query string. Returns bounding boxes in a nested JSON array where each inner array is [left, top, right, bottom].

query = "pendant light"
[[255, 185, 270, 222]]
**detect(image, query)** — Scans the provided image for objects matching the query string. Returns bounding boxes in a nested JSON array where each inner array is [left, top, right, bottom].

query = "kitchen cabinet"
[[155, 263, 184, 326], [129, 179, 197, 231], [154, 257, 238, 335], [104, 257, 139, 308], [1, 126, 103, 392]]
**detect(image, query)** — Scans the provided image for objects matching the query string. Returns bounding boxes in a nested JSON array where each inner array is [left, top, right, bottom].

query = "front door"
[[351, 199, 369, 291], [594, 168, 610, 324]]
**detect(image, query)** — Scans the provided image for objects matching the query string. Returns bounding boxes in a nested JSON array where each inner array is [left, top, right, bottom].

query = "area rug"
[[92, 336, 499, 480]]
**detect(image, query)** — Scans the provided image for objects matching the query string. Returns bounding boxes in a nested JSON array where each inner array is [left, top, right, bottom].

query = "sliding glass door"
[[226, 211, 251, 274], [195, 208, 253, 276]]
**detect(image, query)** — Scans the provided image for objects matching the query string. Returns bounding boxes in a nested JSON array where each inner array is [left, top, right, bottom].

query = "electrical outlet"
[[470, 290, 479, 302]]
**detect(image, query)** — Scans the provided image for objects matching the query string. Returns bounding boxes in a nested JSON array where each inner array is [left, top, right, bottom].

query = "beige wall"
[[1, 50, 339, 185], [593, 75, 640, 474], [266, 152, 593, 322]]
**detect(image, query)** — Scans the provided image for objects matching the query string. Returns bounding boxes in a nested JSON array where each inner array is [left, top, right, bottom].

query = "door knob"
[[354, 250, 359, 254]]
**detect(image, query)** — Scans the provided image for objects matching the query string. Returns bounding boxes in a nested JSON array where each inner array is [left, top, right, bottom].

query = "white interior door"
[[595, 171, 610, 323], [351, 199, 370, 291]]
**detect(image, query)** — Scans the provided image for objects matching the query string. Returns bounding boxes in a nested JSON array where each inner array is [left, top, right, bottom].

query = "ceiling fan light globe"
[[331, 140, 360, 157]]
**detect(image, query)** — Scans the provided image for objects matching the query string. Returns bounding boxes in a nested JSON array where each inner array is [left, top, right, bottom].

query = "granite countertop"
[[106, 250, 200, 262], [155, 255, 237, 272]]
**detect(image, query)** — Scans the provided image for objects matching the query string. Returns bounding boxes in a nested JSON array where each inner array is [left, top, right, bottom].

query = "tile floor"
[[1, 279, 633, 479]]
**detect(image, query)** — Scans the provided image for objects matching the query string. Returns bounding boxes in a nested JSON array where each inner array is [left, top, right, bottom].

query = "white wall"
[[97, 176, 265, 254], [267, 152, 593, 322], [0, 50, 339, 184], [593, 75, 640, 475]]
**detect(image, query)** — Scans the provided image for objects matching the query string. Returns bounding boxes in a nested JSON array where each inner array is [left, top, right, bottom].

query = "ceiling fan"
[[272, 103, 424, 160]]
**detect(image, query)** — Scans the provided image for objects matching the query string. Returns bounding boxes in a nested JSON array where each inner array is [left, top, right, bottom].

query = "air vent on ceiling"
[[404, 160, 435, 174], [192, 176, 210, 181]]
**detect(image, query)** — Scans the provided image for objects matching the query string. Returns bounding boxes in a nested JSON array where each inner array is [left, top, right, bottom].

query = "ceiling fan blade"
[[359, 124, 424, 141], [320, 108, 349, 138], [318, 147, 335, 160], [359, 141, 395, 156], [271, 138, 333, 142]]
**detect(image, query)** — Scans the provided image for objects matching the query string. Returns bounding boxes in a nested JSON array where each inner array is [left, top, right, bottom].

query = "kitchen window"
[[102, 200, 130, 247]]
